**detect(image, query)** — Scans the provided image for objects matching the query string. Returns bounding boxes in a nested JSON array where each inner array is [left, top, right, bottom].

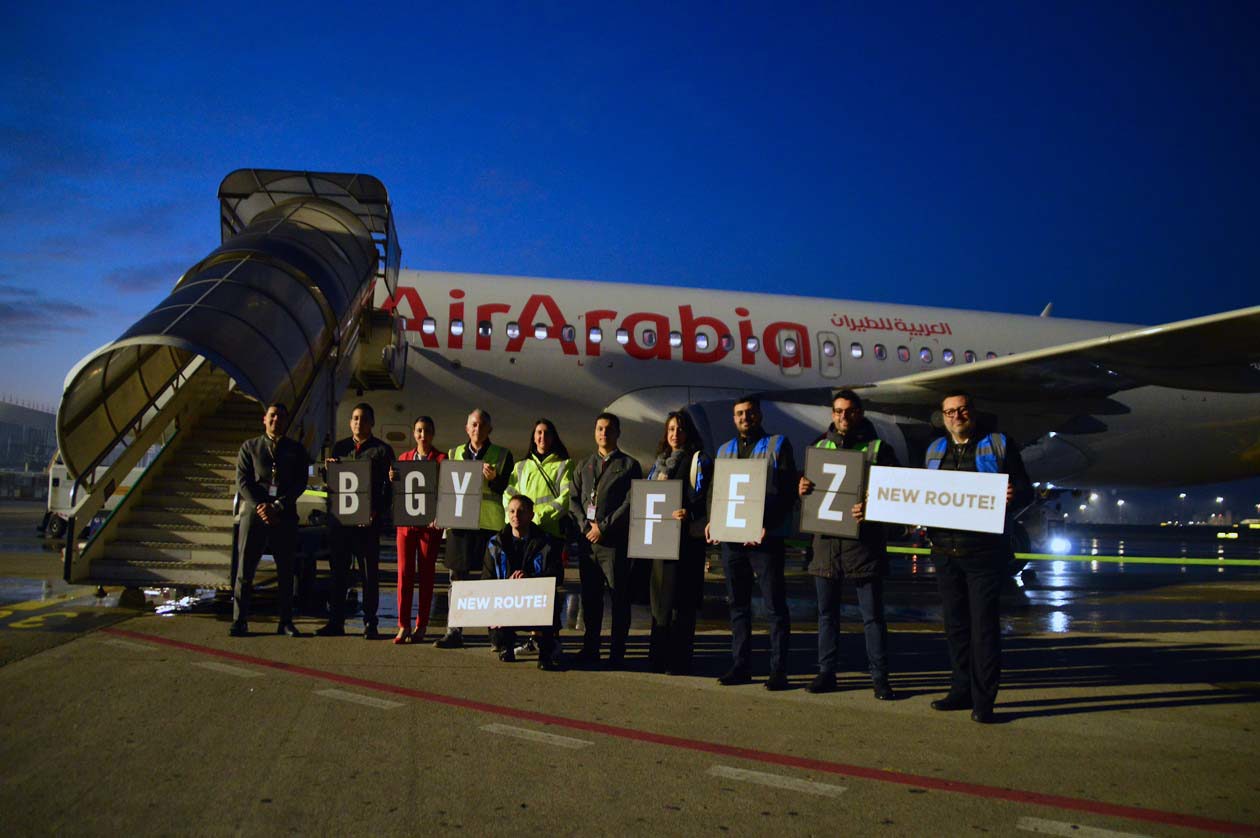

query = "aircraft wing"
[[755, 305, 1260, 437]]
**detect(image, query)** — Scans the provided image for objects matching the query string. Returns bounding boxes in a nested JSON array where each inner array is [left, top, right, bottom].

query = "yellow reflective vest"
[[448, 442, 510, 531], [504, 452, 574, 538]]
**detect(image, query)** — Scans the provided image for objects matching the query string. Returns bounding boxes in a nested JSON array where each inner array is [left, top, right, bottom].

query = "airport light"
[[1079, 504, 1087, 511], [1116, 499, 1125, 507], [1215, 496, 1224, 504], [1050, 536, 1072, 554], [1089, 493, 1099, 502], [1178, 493, 1187, 500]]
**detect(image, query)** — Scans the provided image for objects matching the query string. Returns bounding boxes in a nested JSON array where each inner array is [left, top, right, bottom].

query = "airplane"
[[368, 270, 1260, 491], [49, 169, 1260, 587]]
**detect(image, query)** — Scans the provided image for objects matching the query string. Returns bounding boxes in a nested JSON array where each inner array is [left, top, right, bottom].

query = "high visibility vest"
[[504, 453, 574, 538], [925, 433, 1007, 473], [717, 434, 785, 497], [814, 436, 882, 463], [448, 442, 510, 531]]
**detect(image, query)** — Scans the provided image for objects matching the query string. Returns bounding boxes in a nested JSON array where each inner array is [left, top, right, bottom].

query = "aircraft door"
[[817, 331, 841, 379]]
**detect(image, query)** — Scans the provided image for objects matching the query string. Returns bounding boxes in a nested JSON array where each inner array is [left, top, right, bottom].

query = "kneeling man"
[[484, 496, 563, 671]]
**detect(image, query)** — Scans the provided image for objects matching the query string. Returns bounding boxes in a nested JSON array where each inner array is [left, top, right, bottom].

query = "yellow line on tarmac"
[[885, 546, 1260, 567]]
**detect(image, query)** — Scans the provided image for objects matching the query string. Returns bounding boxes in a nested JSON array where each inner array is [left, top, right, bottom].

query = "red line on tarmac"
[[101, 626, 1257, 837]]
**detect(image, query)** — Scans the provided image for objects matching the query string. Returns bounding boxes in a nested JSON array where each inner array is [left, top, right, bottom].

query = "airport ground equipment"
[[55, 170, 406, 587]]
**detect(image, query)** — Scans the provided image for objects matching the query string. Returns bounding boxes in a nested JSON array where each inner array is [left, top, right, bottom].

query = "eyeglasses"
[[942, 406, 971, 418]]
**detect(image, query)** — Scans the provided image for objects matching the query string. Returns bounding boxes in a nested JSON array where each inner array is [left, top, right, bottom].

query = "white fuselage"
[[346, 270, 1259, 488]]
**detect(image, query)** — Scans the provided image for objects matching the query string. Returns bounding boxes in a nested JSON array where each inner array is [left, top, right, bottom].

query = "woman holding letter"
[[389, 415, 446, 644], [646, 410, 713, 675]]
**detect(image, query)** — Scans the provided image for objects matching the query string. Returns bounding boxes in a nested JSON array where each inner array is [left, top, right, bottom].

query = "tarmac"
[[1, 500, 1258, 836]]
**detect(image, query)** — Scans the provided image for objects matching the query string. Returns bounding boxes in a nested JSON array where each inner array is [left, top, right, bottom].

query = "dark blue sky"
[[1, 1, 1257, 406]]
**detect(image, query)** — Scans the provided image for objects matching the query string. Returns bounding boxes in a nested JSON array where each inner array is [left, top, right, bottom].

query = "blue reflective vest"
[[925, 433, 1007, 473]]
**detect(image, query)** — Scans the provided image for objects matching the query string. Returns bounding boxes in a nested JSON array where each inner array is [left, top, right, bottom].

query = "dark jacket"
[[330, 435, 395, 519], [569, 449, 643, 545], [237, 434, 309, 524], [483, 525, 562, 580], [807, 419, 898, 580]]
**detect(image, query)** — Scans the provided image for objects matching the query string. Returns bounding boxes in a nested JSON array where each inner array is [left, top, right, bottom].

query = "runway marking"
[[99, 627, 1259, 837], [315, 688, 404, 710], [193, 661, 262, 678], [480, 723, 594, 749], [103, 638, 153, 652], [1017, 816, 1152, 837], [709, 765, 846, 797]]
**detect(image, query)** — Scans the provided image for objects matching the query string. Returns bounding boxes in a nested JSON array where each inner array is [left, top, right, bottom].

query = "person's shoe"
[[765, 671, 791, 691], [277, 622, 303, 638], [413, 627, 427, 645], [363, 624, 380, 640], [314, 623, 345, 637], [393, 628, 411, 645], [873, 680, 897, 701], [970, 708, 996, 724], [573, 647, 600, 667], [433, 630, 463, 649], [537, 657, 560, 671], [498, 648, 516, 663], [931, 693, 973, 711], [229, 622, 248, 637], [806, 672, 838, 694], [717, 666, 752, 686]]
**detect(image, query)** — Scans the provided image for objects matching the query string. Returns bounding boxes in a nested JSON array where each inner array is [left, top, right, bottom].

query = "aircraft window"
[[421, 317, 437, 335], [782, 337, 797, 357], [720, 334, 734, 352], [919, 347, 933, 363], [642, 329, 658, 347], [746, 336, 760, 353], [874, 343, 887, 361], [588, 327, 603, 344], [668, 331, 683, 348], [897, 345, 910, 362], [450, 319, 465, 337], [695, 334, 710, 350], [561, 325, 575, 342], [533, 323, 548, 339], [849, 342, 863, 359], [506, 321, 521, 340], [616, 329, 630, 345], [942, 349, 955, 365], [477, 321, 492, 338], [986, 351, 998, 360], [964, 350, 976, 363], [821, 340, 836, 358]]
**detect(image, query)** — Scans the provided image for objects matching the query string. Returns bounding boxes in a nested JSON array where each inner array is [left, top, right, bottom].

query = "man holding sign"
[[924, 391, 1032, 723], [434, 408, 513, 650], [798, 390, 898, 698], [706, 397, 796, 690], [318, 403, 394, 638], [483, 495, 563, 670]]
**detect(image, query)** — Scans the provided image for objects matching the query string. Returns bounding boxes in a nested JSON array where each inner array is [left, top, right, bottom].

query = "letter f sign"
[[644, 493, 665, 545]]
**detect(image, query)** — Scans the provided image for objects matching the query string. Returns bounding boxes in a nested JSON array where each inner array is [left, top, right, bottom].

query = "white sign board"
[[864, 466, 1008, 534], [708, 459, 768, 543], [447, 577, 557, 627]]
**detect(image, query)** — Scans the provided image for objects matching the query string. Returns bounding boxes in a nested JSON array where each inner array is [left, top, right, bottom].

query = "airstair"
[[56, 170, 407, 588]]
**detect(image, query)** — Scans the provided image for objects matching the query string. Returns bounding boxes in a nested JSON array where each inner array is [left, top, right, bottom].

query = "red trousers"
[[396, 527, 442, 632]]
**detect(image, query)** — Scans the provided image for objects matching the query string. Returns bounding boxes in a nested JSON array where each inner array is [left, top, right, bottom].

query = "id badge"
[[268, 483, 278, 498], [586, 503, 596, 521]]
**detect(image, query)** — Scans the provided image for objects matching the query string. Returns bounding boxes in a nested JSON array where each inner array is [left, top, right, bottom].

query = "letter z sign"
[[628, 479, 682, 560], [329, 461, 372, 526], [800, 447, 866, 539]]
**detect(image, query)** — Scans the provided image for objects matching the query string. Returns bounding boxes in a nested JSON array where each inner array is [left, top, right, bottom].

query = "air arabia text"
[[382, 287, 813, 368]]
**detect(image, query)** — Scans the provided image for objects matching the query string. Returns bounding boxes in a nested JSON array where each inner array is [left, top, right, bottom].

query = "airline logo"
[[382, 287, 812, 367]]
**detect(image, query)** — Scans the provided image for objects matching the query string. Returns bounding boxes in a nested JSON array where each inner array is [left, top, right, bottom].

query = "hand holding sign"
[[800, 447, 866, 539]]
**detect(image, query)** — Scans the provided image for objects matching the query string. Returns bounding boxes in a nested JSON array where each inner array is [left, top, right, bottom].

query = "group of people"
[[232, 388, 1030, 722]]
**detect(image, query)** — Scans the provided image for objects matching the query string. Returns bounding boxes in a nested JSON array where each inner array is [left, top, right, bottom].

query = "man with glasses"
[[798, 389, 898, 698], [923, 391, 1032, 723]]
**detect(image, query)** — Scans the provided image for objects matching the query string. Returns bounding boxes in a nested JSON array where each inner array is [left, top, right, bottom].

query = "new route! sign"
[[864, 466, 1009, 534]]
